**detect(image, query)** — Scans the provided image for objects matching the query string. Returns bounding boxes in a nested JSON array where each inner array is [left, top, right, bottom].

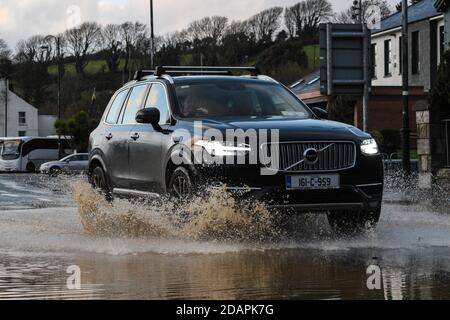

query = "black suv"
[[88, 66, 384, 234]]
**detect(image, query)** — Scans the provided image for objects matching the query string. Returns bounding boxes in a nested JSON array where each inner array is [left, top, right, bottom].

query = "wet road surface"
[[0, 173, 450, 300]]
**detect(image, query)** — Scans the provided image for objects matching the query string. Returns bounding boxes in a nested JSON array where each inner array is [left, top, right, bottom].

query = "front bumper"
[[195, 154, 384, 213]]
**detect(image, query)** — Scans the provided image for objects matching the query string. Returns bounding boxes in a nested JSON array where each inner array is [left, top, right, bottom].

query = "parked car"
[[40, 153, 89, 175], [88, 66, 384, 235]]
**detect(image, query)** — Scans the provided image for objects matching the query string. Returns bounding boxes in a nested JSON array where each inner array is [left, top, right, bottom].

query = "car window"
[[174, 81, 312, 119], [80, 155, 89, 161], [145, 83, 170, 124], [121, 85, 149, 124], [106, 89, 129, 124]]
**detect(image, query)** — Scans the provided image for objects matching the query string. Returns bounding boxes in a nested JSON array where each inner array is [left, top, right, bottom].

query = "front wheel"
[[26, 162, 36, 173], [90, 166, 112, 201], [327, 207, 381, 236], [168, 167, 194, 199]]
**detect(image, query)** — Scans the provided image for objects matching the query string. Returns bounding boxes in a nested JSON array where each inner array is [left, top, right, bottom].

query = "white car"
[[40, 153, 89, 175]]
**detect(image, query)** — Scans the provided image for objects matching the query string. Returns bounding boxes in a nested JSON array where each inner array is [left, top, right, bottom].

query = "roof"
[[289, 70, 321, 94], [435, 0, 448, 11], [372, 0, 442, 35]]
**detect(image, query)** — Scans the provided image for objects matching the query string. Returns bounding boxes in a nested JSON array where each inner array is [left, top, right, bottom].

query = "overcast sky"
[[0, 0, 398, 50]]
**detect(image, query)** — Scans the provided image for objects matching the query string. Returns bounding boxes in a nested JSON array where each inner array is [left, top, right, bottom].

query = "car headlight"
[[361, 139, 379, 155], [195, 140, 251, 157]]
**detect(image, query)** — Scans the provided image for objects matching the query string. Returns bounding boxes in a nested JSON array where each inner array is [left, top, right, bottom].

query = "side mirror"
[[136, 108, 160, 125], [312, 107, 328, 120]]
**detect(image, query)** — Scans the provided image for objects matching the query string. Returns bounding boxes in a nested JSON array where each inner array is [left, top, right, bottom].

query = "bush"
[[431, 50, 450, 118], [380, 129, 401, 155]]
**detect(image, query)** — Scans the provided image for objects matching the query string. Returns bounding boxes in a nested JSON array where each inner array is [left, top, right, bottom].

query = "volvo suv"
[[88, 66, 384, 234]]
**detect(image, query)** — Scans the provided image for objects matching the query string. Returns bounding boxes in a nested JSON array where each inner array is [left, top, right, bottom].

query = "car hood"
[[190, 117, 371, 141], [41, 161, 63, 167]]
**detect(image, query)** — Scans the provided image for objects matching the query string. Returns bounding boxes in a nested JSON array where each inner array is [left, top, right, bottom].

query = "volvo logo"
[[303, 148, 319, 165]]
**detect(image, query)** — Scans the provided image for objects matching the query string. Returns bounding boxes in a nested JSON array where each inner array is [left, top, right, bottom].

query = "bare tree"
[[120, 21, 146, 74], [286, 0, 333, 37], [102, 24, 123, 73], [0, 39, 11, 60], [64, 22, 102, 76], [248, 7, 284, 42], [187, 16, 229, 44], [284, 7, 297, 38], [336, 0, 392, 23]]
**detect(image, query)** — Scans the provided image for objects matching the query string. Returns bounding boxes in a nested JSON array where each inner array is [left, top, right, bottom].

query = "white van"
[[0, 137, 72, 172]]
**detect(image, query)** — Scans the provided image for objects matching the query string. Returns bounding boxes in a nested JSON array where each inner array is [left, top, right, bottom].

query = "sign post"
[[320, 23, 372, 132]]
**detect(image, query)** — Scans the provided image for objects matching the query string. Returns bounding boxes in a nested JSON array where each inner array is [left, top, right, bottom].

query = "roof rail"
[[154, 66, 260, 77], [134, 66, 261, 81]]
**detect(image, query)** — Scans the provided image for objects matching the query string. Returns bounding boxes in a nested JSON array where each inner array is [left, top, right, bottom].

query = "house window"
[[18, 131, 26, 137], [371, 44, 377, 79], [439, 25, 445, 64], [412, 31, 420, 74], [18, 112, 26, 125], [399, 36, 402, 74], [384, 39, 392, 76]]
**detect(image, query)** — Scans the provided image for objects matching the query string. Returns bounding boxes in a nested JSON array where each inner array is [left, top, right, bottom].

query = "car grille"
[[260, 141, 356, 172]]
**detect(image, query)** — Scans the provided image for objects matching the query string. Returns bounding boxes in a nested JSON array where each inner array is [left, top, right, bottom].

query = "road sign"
[[319, 23, 372, 96]]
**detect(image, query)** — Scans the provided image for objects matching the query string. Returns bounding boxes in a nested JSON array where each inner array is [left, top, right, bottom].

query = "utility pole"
[[42, 35, 62, 158], [149, 0, 155, 69], [401, 0, 411, 175], [4, 78, 7, 137], [363, 23, 370, 133]]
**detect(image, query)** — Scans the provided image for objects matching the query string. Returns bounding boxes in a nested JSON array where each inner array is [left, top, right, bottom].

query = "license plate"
[[286, 174, 340, 190]]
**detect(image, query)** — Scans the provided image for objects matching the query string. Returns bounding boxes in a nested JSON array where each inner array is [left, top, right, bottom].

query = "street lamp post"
[[401, 0, 411, 175], [149, 0, 155, 69], [42, 35, 63, 159]]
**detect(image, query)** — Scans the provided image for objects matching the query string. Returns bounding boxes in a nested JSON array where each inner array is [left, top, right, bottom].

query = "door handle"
[[106, 133, 113, 141], [131, 133, 140, 141]]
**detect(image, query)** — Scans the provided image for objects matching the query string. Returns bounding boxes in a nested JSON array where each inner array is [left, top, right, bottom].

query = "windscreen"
[[0, 140, 22, 160], [174, 81, 312, 119]]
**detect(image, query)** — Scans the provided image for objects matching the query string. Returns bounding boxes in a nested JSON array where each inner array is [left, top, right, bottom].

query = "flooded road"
[[0, 173, 450, 300]]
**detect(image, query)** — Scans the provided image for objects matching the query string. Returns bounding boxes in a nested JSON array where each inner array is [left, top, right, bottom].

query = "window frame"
[[143, 82, 172, 125], [411, 31, 420, 75], [119, 84, 150, 125], [18, 112, 26, 125], [384, 39, 392, 77], [105, 88, 131, 125]]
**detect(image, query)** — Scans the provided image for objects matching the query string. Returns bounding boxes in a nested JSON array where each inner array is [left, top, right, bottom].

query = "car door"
[[114, 83, 151, 190], [102, 88, 133, 189], [128, 82, 171, 192]]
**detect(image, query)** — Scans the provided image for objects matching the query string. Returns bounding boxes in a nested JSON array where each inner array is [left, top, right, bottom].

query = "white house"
[[0, 79, 39, 137]]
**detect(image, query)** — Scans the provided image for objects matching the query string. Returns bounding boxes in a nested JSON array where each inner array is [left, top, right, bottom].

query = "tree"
[[102, 24, 123, 73], [120, 22, 146, 76], [248, 7, 284, 43], [338, 0, 392, 23], [285, 0, 333, 41], [430, 50, 450, 118], [0, 39, 12, 77], [64, 22, 102, 76], [55, 111, 98, 152], [284, 6, 297, 38], [187, 16, 228, 44]]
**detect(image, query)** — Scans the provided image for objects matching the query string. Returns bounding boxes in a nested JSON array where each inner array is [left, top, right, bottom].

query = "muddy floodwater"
[[0, 174, 450, 300]]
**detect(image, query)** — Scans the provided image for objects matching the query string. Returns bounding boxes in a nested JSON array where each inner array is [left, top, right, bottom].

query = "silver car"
[[40, 153, 89, 175]]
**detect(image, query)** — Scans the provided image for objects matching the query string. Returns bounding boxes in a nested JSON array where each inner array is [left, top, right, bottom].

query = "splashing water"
[[74, 181, 283, 243]]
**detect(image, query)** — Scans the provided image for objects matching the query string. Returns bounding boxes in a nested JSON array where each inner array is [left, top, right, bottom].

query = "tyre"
[[168, 167, 194, 199], [26, 162, 36, 173], [90, 165, 112, 201], [327, 207, 381, 236], [49, 167, 62, 177]]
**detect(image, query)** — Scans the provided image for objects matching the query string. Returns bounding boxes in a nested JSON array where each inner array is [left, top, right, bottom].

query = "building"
[[290, 70, 327, 109], [0, 79, 56, 138], [435, 0, 449, 49], [354, 0, 445, 137], [0, 79, 39, 137]]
